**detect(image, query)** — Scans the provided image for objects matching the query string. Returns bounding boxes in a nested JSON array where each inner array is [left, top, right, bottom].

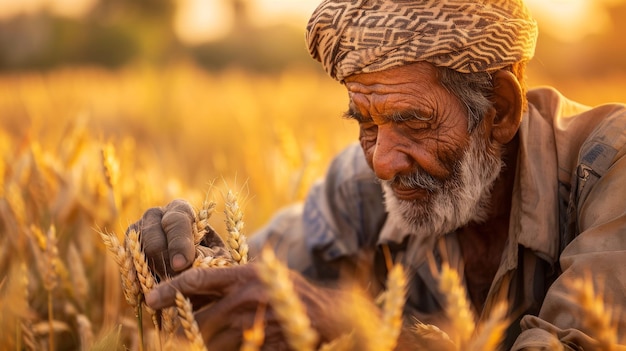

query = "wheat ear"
[[240, 303, 266, 351], [175, 291, 208, 351], [161, 306, 179, 349], [195, 200, 216, 244], [467, 301, 508, 351], [565, 276, 618, 348], [257, 246, 318, 351], [126, 229, 159, 329], [439, 262, 475, 347], [98, 230, 140, 308], [224, 190, 249, 264], [43, 225, 59, 351], [19, 263, 38, 351], [318, 333, 355, 351], [379, 263, 407, 351]]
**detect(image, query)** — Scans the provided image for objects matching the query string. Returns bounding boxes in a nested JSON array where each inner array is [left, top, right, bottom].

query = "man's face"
[[344, 62, 503, 237]]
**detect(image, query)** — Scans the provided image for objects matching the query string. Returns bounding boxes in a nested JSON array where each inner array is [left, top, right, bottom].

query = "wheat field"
[[0, 62, 622, 350]]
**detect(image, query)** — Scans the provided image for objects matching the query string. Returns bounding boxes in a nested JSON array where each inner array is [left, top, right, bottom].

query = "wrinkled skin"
[[129, 61, 523, 350]]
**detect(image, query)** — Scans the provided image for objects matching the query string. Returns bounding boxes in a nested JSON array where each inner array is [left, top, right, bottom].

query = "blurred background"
[[1, 0, 625, 230], [0, 1, 625, 349]]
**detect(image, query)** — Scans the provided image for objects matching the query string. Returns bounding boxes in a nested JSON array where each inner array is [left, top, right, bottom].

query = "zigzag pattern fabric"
[[306, 0, 538, 81]]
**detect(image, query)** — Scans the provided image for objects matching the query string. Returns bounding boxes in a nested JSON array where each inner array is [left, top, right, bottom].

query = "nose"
[[372, 124, 414, 181]]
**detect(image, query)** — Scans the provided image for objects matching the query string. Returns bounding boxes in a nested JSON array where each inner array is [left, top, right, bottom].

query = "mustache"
[[382, 168, 442, 193]]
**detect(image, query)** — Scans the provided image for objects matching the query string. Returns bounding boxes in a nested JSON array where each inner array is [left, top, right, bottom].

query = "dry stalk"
[[224, 190, 249, 264], [175, 291, 208, 351], [379, 263, 408, 351], [257, 246, 317, 351], [439, 262, 475, 347]]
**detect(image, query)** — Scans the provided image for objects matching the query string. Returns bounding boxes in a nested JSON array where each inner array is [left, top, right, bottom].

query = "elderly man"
[[132, 0, 626, 349]]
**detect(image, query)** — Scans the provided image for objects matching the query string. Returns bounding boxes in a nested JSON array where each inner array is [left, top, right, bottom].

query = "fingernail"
[[172, 253, 187, 270], [146, 290, 159, 307]]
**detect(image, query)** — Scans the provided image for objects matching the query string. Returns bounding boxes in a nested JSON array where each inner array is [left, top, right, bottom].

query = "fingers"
[[162, 199, 196, 271], [146, 265, 255, 310], [133, 207, 169, 278]]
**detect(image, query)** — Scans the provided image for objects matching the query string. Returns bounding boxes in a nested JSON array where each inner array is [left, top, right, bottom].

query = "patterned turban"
[[306, 0, 538, 81]]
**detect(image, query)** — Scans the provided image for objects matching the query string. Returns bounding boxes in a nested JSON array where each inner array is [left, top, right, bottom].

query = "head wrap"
[[306, 0, 538, 81]]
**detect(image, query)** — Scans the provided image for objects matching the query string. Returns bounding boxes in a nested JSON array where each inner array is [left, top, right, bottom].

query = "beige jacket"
[[250, 87, 626, 350]]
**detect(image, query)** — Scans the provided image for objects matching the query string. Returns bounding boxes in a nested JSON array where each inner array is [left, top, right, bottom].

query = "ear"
[[490, 70, 523, 144]]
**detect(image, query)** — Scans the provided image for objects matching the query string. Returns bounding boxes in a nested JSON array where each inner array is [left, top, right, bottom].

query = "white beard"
[[381, 129, 503, 240]]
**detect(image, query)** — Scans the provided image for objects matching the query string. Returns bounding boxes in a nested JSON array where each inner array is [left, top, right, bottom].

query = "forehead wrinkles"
[[347, 81, 437, 118]]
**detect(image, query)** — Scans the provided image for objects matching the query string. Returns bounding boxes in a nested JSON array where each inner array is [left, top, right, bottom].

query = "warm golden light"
[[174, 0, 236, 44], [525, 0, 622, 42]]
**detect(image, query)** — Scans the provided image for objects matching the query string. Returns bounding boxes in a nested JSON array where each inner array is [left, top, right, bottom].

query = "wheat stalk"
[[175, 291, 208, 351], [379, 263, 408, 351], [257, 246, 318, 351], [439, 262, 475, 348], [224, 190, 249, 264]]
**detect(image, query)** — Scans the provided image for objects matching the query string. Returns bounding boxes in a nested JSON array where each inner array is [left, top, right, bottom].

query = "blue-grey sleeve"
[[249, 143, 387, 280]]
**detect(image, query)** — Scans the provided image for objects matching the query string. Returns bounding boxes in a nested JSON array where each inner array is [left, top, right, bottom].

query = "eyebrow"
[[343, 108, 433, 123], [342, 109, 367, 122]]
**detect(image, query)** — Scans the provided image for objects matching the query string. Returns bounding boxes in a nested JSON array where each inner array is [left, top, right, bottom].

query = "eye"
[[401, 119, 430, 131]]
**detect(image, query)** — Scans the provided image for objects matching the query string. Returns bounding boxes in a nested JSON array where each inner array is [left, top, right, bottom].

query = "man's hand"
[[126, 199, 198, 279], [145, 264, 349, 351]]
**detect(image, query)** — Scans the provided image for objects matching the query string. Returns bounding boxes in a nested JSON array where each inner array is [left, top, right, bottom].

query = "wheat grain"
[[175, 291, 208, 351], [439, 262, 475, 347], [257, 246, 317, 351], [380, 263, 407, 351], [193, 254, 233, 268], [224, 190, 249, 264]]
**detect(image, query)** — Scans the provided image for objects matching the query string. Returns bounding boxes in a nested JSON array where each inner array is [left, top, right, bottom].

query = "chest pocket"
[[562, 142, 618, 252]]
